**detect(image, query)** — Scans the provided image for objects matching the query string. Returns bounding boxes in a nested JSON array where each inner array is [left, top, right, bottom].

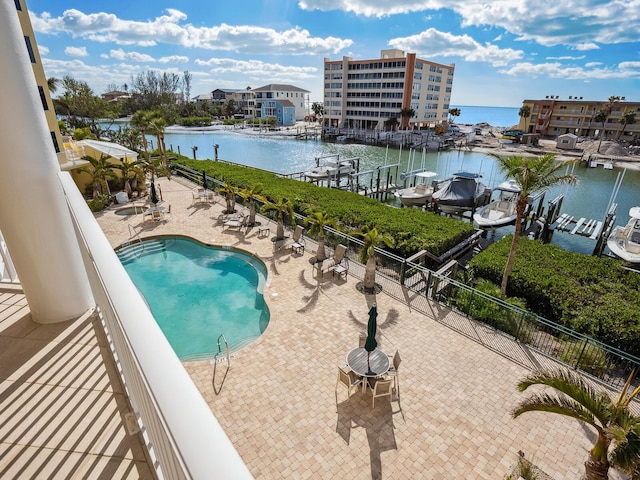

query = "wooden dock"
[[551, 214, 603, 239]]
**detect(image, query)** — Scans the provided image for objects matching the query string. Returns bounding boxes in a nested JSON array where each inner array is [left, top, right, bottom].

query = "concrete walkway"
[[94, 176, 598, 479]]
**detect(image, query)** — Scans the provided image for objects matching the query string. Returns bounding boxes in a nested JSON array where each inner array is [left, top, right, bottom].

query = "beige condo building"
[[323, 49, 455, 130], [518, 96, 640, 143]]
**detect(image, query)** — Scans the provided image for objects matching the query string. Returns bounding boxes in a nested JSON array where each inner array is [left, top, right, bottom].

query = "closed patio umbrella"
[[364, 304, 378, 375], [202, 170, 207, 191], [150, 181, 159, 205]]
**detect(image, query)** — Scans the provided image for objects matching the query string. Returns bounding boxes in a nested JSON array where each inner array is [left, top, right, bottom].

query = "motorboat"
[[304, 158, 355, 180], [432, 172, 489, 215], [395, 171, 438, 207], [606, 207, 640, 263], [473, 180, 521, 228]]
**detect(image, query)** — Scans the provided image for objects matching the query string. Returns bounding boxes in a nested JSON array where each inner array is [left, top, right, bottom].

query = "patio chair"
[[358, 332, 367, 348], [258, 219, 271, 238], [289, 225, 305, 254], [366, 378, 393, 408], [152, 209, 164, 222], [335, 366, 362, 405], [206, 190, 216, 203], [386, 350, 401, 394], [318, 244, 347, 277]]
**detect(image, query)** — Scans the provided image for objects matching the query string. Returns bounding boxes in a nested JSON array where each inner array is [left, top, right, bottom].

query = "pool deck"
[[94, 176, 609, 479]]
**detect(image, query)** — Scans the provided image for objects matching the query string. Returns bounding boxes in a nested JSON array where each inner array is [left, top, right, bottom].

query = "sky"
[[25, 0, 640, 107]]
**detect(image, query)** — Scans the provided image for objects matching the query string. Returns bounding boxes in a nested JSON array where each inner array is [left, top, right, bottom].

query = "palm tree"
[[304, 210, 337, 262], [113, 158, 143, 196], [399, 107, 415, 130], [47, 77, 59, 94], [238, 184, 268, 226], [617, 110, 636, 140], [130, 110, 153, 157], [448, 107, 461, 125], [594, 96, 621, 152], [77, 154, 118, 198], [490, 154, 578, 299], [216, 182, 239, 214], [513, 368, 640, 480], [518, 105, 531, 132], [385, 117, 399, 132], [352, 226, 394, 292], [263, 197, 294, 241]]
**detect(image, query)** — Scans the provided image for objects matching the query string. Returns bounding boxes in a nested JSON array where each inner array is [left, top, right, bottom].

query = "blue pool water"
[[117, 237, 269, 360]]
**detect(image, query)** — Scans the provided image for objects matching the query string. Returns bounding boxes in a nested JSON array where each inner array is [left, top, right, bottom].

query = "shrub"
[[86, 194, 111, 212]]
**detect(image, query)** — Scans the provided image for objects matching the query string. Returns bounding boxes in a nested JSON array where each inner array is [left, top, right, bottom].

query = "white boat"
[[606, 207, 640, 263], [473, 180, 521, 228], [304, 159, 355, 180], [395, 171, 438, 207], [432, 172, 488, 215]]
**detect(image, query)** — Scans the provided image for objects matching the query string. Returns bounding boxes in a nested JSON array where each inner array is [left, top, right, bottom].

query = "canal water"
[[161, 129, 640, 256]]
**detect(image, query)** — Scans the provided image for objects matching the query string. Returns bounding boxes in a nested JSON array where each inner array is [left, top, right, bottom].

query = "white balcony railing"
[[58, 172, 253, 480]]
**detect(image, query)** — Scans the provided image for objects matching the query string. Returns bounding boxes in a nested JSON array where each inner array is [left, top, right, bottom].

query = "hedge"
[[175, 157, 475, 257]]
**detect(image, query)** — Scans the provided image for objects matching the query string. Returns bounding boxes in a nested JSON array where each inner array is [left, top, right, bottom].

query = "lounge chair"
[[286, 225, 305, 254], [317, 244, 347, 277]]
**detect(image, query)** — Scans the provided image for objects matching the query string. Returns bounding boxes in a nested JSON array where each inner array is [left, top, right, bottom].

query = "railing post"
[[575, 337, 590, 370], [400, 258, 407, 286]]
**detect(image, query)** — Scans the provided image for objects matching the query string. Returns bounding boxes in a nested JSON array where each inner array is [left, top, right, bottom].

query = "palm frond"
[[513, 391, 600, 428]]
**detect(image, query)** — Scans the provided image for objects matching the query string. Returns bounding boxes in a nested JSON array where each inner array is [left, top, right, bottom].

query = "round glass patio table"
[[346, 347, 390, 382]]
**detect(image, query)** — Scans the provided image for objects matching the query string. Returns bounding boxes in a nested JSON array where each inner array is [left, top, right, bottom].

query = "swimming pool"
[[117, 237, 270, 360]]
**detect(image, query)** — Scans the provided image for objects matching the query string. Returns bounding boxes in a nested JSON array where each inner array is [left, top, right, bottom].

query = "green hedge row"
[[176, 157, 475, 257], [467, 236, 640, 356]]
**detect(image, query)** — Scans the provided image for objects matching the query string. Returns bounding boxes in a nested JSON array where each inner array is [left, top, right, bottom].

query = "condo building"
[[518, 97, 640, 143], [323, 49, 455, 130]]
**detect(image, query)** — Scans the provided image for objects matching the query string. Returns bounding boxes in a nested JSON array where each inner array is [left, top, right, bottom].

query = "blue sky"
[[26, 0, 640, 107]]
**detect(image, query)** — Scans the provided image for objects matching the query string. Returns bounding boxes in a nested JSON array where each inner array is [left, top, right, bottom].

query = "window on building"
[[414, 72, 422, 80], [38, 86, 48, 110], [24, 36, 36, 63], [412, 82, 421, 90], [15, 0, 22, 10], [50, 132, 60, 153]]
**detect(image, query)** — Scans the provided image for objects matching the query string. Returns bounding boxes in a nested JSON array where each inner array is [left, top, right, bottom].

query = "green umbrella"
[[202, 170, 207, 191], [150, 181, 159, 205], [364, 304, 378, 352]]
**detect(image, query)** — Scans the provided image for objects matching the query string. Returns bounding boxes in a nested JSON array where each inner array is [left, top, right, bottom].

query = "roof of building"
[[252, 84, 309, 93], [193, 93, 213, 100], [211, 88, 241, 94], [78, 139, 139, 160], [262, 99, 295, 108]]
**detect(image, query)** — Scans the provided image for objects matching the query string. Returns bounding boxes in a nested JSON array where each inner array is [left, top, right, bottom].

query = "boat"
[[394, 171, 438, 207], [473, 180, 521, 228], [606, 207, 640, 263], [432, 172, 489, 215], [304, 158, 355, 180]]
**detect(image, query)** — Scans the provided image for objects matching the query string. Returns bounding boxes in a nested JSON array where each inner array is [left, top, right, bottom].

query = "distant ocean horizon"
[[451, 105, 520, 128]]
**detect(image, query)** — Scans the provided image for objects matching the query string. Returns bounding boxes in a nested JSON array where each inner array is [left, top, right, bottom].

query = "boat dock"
[[551, 214, 604, 239]]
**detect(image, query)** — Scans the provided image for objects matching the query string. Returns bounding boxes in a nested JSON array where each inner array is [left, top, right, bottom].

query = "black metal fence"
[[172, 163, 640, 390]]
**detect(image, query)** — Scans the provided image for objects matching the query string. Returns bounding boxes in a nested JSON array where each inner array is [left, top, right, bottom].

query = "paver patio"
[[95, 175, 600, 479]]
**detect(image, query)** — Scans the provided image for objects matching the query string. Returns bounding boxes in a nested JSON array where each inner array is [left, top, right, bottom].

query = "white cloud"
[[389, 28, 523, 66], [64, 46, 88, 57], [103, 48, 155, 62], [195, 57, 317, 81], [499, 61, 640, 80], [547, 55, 586, 60], [38, 45, 49, 55], [159, 55, 189, 64], [573, 43, 600, 51], [298, 0, 640, 48], [30, 8, 352, 55]]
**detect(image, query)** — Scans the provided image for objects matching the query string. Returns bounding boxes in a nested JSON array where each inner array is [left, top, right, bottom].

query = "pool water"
[[115, 206, 146, 216], [117, 237, 269, 360]]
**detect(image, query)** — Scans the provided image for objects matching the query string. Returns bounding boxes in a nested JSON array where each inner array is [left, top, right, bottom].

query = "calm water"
[[118, 238, 269, 359], [160, 129, 640, 256], [451, 105, 520, 128]]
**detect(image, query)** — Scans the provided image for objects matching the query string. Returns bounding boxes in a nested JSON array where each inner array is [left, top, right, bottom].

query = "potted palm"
[[238, 184, 267, 227], [304, 210, 337, 263], [263, 197, 294, 241], [353, 226, 394, 294]]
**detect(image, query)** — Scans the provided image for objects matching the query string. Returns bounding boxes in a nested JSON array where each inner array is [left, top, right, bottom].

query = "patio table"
[[346, 347, 389, 391]]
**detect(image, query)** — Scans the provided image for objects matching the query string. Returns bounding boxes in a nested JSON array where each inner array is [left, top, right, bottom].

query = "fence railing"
[[59, 171, 252, 480], [171, 163, 640, 390]]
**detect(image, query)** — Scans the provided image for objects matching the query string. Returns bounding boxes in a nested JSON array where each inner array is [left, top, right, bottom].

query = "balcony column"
[[0, 3, 94, 323]]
